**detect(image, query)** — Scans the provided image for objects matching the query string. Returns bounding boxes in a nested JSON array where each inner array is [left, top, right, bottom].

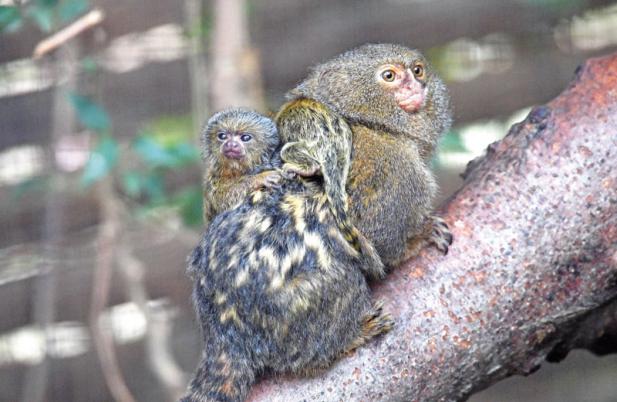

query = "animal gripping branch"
[[247, 53, 617, 402]]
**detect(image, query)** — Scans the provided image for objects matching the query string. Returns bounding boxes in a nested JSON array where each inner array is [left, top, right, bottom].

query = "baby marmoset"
[[182, 111, 390, 401], [282, 43, 453, 267], [201, 108, 281, 228]]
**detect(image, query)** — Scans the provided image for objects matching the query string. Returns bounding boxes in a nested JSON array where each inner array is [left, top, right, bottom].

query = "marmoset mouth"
[[395, 82, 426, 113], [224, 150, 245, 160], [398, 93, 424, 112]]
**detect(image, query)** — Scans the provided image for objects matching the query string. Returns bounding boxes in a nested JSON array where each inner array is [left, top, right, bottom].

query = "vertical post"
[[20, 42, 77, 402], [184, 0, 209, 136], [210, 0, 264, 111]]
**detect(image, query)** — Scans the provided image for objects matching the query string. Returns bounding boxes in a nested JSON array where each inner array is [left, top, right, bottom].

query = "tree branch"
[[89, 178, 137, 402], [32, 9, 104, 59], [247, 53, 617, 401], [20, 39, 78, 402]]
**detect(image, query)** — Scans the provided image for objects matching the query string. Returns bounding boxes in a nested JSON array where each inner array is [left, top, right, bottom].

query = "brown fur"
[[200, 108, 280, 228], [275, 98, 385, 279], [181, 44, 452, 402], [289, 43, 453, 267]]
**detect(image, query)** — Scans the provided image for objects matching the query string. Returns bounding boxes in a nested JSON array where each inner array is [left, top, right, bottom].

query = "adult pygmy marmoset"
[[182, 43, 454, 402], [286, 43, 453, 267]]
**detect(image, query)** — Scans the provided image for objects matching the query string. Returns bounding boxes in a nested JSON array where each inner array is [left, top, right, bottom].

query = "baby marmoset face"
[[202, 108, 279, 174]]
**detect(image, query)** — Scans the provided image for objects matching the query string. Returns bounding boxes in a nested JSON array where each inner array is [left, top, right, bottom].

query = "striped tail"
[[320, 152, 385, 280], [276, 97, 384, 278], [320, 160, 361, 253]]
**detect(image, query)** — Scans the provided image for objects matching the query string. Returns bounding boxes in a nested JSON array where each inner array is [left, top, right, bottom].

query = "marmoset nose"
[[224, 141, 240, 150]]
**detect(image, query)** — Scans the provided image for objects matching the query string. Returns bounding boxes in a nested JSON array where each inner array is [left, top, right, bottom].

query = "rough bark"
[[246, 53, 617, 401]]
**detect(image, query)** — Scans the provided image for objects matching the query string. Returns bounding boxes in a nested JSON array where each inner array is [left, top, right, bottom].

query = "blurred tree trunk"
[[20, 42, 78, 402], [247, 53, 617, 402], [210, 0, 264, 112], [90, 178, 137, 402], [184, 0, 209, 136]]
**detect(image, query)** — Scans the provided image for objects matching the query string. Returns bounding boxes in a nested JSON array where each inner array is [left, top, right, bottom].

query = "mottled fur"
[[288, 43, 453, 266], [275, 99, 384, 278], [181, 179, 392, 402], [182, 43, 453, 402], [201, 108, 280, 228]]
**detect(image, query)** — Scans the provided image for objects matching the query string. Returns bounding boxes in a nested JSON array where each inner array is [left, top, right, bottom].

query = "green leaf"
[[27, 5, 54, 32], [174, 186, 203, 226], [169, 142, 200, 164], [59, 0, 88, 23], [132, 133, 199, 168], [133, 135, 178, 168], [145, 114, 193, 145], [0, 6, 22, 33], [81, 135, 118, 186], [80, 56, 98, 74], [122, 171, 143, 198], [142, 173, 165, 203], [69, 93, 111, 133]]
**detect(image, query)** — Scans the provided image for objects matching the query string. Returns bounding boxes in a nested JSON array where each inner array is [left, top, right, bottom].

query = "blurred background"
[[1, 0, 616, 401]]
